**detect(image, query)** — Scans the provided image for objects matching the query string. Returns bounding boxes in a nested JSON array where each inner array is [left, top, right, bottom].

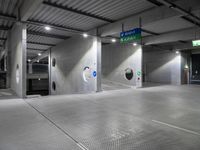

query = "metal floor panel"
[[25, 85, 200, 150], [0, 99, 81, 150]]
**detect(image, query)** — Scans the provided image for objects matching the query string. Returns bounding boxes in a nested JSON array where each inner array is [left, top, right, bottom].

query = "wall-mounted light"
[[28, 59, 31, 62], [111, 38, 116, 43], [83, 33, 88, 38], [38, 78, 41, 81], [175, 51, 180, 54], [37, 60, 40, 63], [38, 53, 42, 56], [44, 26, 51, 31]]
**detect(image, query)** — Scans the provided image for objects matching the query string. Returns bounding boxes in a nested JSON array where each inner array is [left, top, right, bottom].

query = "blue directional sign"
[[120, 28, 141, 43]]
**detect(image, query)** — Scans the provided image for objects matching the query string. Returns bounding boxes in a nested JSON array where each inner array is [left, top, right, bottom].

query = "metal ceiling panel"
[[143, 16, 195, 34], [0, 30, 7, 38], [0, 0, 22, 16], [29, 4, 107, 31], [45, 0, 154, 21], [27, 24, 74, 37], [27, 43, 51, 50], [27, 34, 63, 45]]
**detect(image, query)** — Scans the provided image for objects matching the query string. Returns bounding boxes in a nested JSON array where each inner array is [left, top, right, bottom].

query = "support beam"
[[157, 0, 200, 26], [20, 0, 43, 21], [141, 29, 160, 35], [0, 14, 84, 35], [143, 27, 197, 45], [27, 30, 69, 39], [0, 13, 17, 22], [27, 41, 56, 47], [146, 0, 163, 6], [43, 1, 114, 23], [27, 20, 84, 33], [27, 48, 47, 51], [98, 0, 200, 36]]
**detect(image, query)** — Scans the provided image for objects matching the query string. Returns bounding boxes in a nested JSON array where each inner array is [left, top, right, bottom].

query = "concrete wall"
[[9, 23, 27, 98], [50, 35, 101, 95], [143, 49, 181, 85], [102, 44, 142, 87]]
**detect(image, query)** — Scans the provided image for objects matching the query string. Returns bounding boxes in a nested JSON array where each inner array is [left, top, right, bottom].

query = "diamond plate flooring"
[[1, 85, 200, 149]]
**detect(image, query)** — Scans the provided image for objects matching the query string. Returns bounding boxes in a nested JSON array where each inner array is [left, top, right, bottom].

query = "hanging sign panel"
[[120, 28, 141, 43], [192, 40, 200, 47]]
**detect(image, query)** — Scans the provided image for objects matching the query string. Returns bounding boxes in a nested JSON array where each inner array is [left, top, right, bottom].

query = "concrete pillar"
[[96, 37, 102, 92], [9, 23, 27, 98]]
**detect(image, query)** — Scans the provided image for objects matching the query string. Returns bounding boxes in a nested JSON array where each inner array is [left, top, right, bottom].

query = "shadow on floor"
[[0, 89, 18, 100], [142, 82, 169, 88], [102, 79, 131, 91]]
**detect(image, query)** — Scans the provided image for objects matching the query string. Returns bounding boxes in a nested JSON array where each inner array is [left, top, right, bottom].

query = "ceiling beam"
[[98, 0, 200, 36], [146, 0, 163, 6], [20, 0, 43, 21], [0, 13, 84, 35], [27, 48, 47, 51], [0, 25, 11, 30], [27, 19, 84, 33], [27, 41, 56, 47], [0, 13, 17, 22], [27, 30, 69, 39], [143, 27, 197, 45], [157, 0, 200, 25], [141, 29, 160, 35], [43, 1, 114, 23]]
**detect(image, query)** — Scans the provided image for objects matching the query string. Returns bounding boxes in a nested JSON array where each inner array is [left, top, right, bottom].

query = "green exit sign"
[[192, 40, 200, 47]]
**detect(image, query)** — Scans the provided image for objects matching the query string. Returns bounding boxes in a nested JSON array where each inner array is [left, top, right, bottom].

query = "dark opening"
[[52, 58, 56, 67], [125, 68, 133, 80], [52, 81, 56, 91]]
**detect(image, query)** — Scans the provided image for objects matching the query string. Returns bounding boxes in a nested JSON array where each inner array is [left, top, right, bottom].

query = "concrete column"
[[9, 23, 27, 98], [96, 37, 102, 92]]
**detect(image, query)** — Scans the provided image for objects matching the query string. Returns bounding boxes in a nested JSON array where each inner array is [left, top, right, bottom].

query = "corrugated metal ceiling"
[[27, 34, 64, 45], [29, 4, 107, 31], [44, 0, 154, 20], [0, 0, 22, 16]]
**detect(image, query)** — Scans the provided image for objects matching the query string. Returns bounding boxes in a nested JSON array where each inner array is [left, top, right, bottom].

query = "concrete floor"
[[0, 85, 200, 149], [0, 89, 17, 100]]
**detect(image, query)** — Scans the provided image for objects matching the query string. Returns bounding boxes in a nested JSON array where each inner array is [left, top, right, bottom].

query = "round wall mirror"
[[83, 66, 91, 82], [16, 64, 20, 84], [125, 68, 133, 80]]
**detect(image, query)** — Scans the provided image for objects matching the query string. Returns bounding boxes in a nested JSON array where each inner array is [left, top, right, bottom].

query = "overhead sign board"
[[120, 28, 141, 43], [192, 40, 200, 47]]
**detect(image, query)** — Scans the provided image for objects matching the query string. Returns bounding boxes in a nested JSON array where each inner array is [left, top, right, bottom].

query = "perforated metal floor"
[[1, 85, 200, 149]]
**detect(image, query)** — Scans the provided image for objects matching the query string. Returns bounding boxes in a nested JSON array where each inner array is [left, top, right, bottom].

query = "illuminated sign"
[[192, 40, 200, 47], [120, 28, 141, 43]]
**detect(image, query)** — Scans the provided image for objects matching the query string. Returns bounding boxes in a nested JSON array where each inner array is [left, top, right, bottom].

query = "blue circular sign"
[[93, 71, 97, 77]]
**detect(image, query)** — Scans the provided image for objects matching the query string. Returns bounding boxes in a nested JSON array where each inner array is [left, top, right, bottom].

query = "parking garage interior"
[[0, 0, 200, 149]]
